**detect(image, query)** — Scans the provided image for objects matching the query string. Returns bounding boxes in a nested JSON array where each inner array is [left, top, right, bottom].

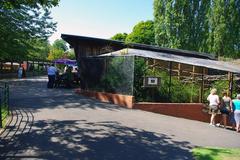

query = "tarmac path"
[[0, 76, 239, 160]]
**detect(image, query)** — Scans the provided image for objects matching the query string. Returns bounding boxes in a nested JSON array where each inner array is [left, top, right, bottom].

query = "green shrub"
[[98, 56, 134, 95], [134, 57, 200, 103]]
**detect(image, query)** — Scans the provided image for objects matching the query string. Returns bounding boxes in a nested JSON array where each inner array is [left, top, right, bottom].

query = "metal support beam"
[[229, 72, 234, 98], [227, 72, 233, 98], [168, 61, 172, 102], [200, 67, 204, 103]]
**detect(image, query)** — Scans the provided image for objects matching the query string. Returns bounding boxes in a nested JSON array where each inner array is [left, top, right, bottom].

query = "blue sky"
[[49, 0, 154, 43]]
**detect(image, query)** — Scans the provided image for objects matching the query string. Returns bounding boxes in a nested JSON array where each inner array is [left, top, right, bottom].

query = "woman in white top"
[[207, 88, 220, 126]]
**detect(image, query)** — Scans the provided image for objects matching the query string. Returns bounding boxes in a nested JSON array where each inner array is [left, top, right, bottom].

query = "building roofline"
[[61, 34, 215, 60]]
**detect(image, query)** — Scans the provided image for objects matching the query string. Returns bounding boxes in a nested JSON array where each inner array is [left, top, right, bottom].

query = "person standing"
[[207, 88, 220, 126], [65, 66, 73, 88], [17, 65, 23, 78], [232, 94, 240, 132], [47, 64, 57, 88], [219, 91, 232, 128]]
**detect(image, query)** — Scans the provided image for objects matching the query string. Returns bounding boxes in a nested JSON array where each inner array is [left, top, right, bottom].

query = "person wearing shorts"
[[207, 88, 220, 126], [232, 94, 240, 132], [219, 91, 232, 128]]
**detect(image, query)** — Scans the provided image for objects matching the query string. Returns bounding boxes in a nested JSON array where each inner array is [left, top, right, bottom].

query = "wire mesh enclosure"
[[133, 57, 203, 103], [79, 56, 135, 95], [78, 54, 239, 104], [133, 57, 240, 103]]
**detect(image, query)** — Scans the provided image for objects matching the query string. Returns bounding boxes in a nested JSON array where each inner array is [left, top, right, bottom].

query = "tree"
[[66, 49, 76, 60], [125, 20, 155, 45], [154, 0, 209, 50], [154, 0, 240, 58], [28, 39, 51, 60], [0, 0, 59, 9], [52, 39, 68, 51], [207, 0, 240, 57], [47, 48, 65, 61], [0, 0, 59, 60], [111, 33, 128, 41], [47, 39, 69, 61]]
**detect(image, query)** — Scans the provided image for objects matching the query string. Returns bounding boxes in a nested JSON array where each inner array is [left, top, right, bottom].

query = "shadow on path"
[[0, 120, 193, 160], [9, 80, 123, 112]]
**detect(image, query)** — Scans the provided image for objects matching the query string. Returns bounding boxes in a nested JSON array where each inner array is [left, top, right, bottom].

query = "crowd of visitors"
[[207, 88, 240, 132], [47, 64, 79, 89]]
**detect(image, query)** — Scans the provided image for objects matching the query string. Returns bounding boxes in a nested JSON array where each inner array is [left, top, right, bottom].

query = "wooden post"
[[190, 65, 196, 103], [153, 59, 156, 72], [168, 61, 172, 102], [177, 63, 181, 80]]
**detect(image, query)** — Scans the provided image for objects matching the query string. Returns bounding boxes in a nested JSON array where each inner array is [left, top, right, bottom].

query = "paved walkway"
[[0, 76, 239, 159]]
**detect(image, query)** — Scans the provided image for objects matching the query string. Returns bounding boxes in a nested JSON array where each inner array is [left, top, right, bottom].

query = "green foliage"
[[1, 105, 8, 128], [0, 0, 59, 9], [0, 0, 58, 60], [212, 80, 229, 95], [28, 39, 51, 60], [154, 0, 240, 58], [207, 1, 240, 58], [99, 57, 134, 94], [134, 57, 200, 102], [52, 39, 68, 52], [47, 39, 69, 61], [204, 80, 238, 101], [47, 48, 65, 61], [133, 57, 148, 100], [126, 20, 155, 45], [111, 33, 128, 41], [66, 49, 76, 60], [100, 64, 124, 93]]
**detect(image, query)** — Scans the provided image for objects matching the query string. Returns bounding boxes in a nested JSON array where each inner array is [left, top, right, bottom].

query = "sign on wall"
[[143, 77, 161, 87]]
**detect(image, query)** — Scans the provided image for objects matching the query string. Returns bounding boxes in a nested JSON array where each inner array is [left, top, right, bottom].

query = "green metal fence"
[[0, 82, 9, 128]]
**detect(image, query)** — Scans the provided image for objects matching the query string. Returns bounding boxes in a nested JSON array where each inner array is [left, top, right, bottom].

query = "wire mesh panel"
[[79, 56, 135, 95], [202, 70, 240, 103], [133, 57, 173, 102], [133, 57, 237, 103]]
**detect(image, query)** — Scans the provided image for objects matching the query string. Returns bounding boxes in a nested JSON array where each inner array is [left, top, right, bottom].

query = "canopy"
[[100, 48, 240, 73], [53, 59, 77, 65]]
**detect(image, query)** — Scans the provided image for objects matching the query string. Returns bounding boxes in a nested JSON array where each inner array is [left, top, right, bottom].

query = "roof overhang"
[[100, 48, 240, 73]]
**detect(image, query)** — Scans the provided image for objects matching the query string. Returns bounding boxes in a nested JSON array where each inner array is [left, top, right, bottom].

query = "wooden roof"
[[61, 34, 215, 60]]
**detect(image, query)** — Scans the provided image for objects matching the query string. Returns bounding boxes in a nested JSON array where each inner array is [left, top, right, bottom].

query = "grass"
[[1, 105, 9, 128], [192, 147, 240, 160]]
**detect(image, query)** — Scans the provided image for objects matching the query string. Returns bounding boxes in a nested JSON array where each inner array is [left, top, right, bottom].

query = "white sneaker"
[[216, 123, 221, 127]]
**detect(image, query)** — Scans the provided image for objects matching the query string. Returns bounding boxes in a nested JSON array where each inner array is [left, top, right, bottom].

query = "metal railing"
[[0, 82, 9, 128]]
